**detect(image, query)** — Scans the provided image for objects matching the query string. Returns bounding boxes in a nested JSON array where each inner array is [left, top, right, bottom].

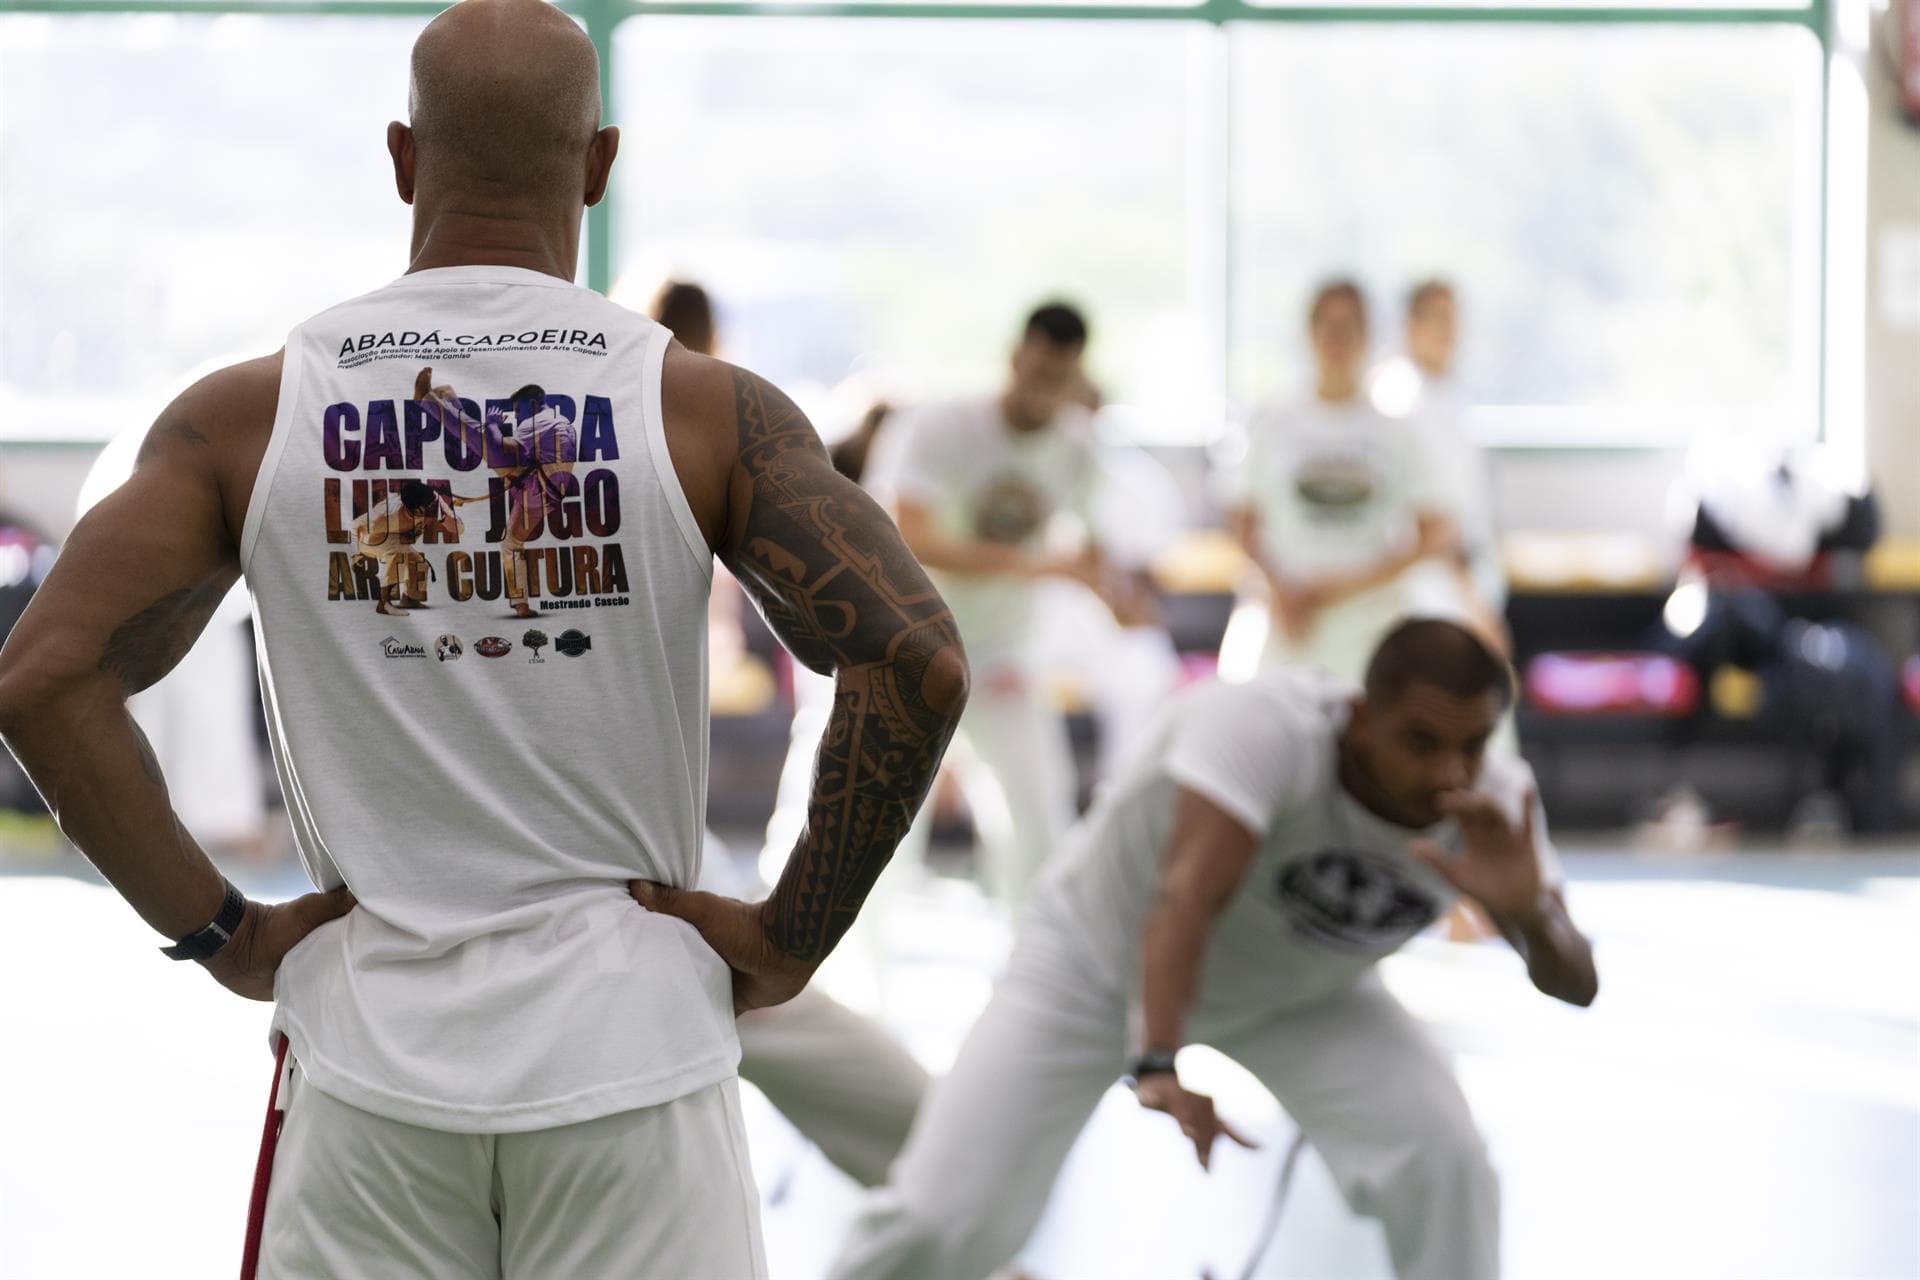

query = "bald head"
[[405, 0, 603, 202]]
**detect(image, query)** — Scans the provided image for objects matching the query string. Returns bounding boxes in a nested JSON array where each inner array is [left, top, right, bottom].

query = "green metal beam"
[[578, 0, 619, 293]]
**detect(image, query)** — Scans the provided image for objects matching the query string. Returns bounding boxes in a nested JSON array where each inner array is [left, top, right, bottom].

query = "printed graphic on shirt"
[[1291, 454, 1380, 518], [320, 366, 634, 621], [1274, 848, 1440, 951], [971, 472, 1052, 544], [333, 328, 610, 372]]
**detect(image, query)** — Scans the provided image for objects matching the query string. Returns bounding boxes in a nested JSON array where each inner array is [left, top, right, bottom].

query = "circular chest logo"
[[475, 636, 512, 658], [1275, 848, 1439, 951], [972, 473, 1050, 545], [555, 628, 592, 657]]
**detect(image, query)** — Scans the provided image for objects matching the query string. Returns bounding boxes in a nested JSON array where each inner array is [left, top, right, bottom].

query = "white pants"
[[765, 660, 1076, 915], [826, 935, 1499, 1280], [259, 1063, 767, 1279], [935, 662, 1078, 908], [738, 986, 929, 1188]]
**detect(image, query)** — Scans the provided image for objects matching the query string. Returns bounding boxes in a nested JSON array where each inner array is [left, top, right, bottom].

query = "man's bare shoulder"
[[136, 351, 285, 544], [657, 342, 743, 550]]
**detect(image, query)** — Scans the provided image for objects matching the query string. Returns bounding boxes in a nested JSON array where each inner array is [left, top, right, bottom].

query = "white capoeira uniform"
[[827, 667, 1559, 1280], [698, 834, 928, 1188], [1375, 367, 1505, 625], [865, 396, 1098, 907], [1220, 397, 1437, 687]]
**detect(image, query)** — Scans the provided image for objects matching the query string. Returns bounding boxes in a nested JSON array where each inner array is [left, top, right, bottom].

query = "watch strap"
[[1128, 1048, 1179, 1081], [160, 880, 247, 962]]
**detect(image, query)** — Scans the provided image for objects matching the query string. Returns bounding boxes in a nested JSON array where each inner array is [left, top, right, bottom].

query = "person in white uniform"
[[826, 618, 1598, 1280], [697, 829, 928, 1189], [1223, 280, 1456, 686], [0, 3, 969, 1277], [868, 302, 1105, 907], [1372, 278, 1506, 643]]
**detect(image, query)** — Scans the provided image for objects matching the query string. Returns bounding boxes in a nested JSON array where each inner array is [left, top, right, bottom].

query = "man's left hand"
[[1410, 787, 1545, 928], [201, 886, 357, 1001]]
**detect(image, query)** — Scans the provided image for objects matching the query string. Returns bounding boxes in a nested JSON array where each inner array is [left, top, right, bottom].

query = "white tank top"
[[243, 265, 736, 1132]]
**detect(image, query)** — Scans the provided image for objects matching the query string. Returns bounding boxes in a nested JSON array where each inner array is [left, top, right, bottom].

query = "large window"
[[1229, 23, 1823, 445], [0, 2, 1829, 450], [612, 18, 1220, 442], [0, 13, 420, 440]]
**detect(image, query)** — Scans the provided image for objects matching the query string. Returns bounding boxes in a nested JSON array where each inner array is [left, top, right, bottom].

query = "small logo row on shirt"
[[380, 630, 590, 662]]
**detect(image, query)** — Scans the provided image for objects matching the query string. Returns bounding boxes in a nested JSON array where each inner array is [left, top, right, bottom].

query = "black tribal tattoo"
[[97, 580, 232, 697], [134, 406, 208, 467], [723, 369, 968, 962]]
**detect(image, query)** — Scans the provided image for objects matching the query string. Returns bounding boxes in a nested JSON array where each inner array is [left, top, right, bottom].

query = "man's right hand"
[[1133, 1072, 1259, 1171], [628, 881, 816, 1015]]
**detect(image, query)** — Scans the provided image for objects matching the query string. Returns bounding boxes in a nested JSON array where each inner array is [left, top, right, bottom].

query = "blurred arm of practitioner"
[[1229, 504, 1456, 644], [631, 349, 972, 1013], [1132, 785, 1265, 1169], [0, 360, 356, 998]]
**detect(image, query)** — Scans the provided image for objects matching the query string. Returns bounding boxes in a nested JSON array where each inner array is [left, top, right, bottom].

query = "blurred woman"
[[1221, 279, 1455, 685]]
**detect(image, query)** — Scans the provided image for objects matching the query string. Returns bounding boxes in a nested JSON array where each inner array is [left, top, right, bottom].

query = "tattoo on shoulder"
[[135, 406, 209, 466], [98, 581, 231, 696], [725, 368, 968, 962]]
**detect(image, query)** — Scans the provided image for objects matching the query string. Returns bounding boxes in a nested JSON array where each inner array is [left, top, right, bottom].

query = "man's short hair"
[[398, 480, 437, 514], [1407, 278, 1455, 320], [1308, 277, 1367, 329], [1364, 618, 1515, 710], [509, 383, 545, 409], [1022, 301, 1089, 350]]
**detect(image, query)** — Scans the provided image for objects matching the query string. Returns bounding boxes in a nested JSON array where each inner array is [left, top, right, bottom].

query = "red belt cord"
[[239, 1034, 292, 1280]]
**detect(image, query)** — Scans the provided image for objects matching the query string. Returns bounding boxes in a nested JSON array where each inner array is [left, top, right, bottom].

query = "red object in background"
[[1686, 548, 1834, 593], [1524, 652, 1701, 717], [1906, 0, 1920, 122], [1902, 656, 1920, 713]]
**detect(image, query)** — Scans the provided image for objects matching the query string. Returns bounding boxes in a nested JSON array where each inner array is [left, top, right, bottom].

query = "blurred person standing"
[[1222, 279, 1455, 686], [868, 302, 1104, 907], [1372, 279, 1507, 645], [1032, 374, 1186, 781]]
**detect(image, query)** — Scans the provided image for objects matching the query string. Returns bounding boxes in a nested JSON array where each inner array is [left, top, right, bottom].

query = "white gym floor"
[[2, 841, 1915, 1280]]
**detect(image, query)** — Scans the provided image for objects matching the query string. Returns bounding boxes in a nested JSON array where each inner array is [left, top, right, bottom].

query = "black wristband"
[[160, 880, 247, 962], [1128, 1048, 1179, 1081]]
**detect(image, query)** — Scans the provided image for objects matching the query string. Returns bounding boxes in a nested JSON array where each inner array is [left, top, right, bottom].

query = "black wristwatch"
[[160, 880, 248, 962], [1128, 1048, 1179, 1082]]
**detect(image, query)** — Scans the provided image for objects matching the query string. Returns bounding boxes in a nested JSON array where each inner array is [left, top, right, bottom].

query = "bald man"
[[0, 4, 967, 1278]]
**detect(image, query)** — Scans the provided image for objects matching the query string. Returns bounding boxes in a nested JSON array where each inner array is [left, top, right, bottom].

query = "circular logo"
[[555, 629, 592, 657], [1274, 848, 1440, 952], [971, 473, 1050, 545], [475, 636, 512, 659], [435, 634, 463, 662]]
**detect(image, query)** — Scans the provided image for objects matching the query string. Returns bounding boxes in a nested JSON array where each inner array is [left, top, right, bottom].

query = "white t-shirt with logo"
[[867, 396, 1096, 667], [1389, 371, 1505, 617], [1028, 666, 1557, 1033], [1226, 397, 1437, 679]]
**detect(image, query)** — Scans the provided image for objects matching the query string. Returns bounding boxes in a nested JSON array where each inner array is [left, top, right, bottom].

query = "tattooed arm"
[[635, 347, 970, 1012], [0, 355, 354, 999]]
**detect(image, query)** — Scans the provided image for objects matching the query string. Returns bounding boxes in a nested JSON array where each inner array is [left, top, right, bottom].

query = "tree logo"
[[522, 628, 549, 663]]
